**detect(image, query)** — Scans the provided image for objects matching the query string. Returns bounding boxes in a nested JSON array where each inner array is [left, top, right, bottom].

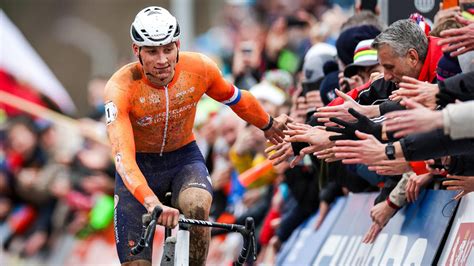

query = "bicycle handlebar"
[[130, 206, 163, 255], [130, 206, 256, 265]]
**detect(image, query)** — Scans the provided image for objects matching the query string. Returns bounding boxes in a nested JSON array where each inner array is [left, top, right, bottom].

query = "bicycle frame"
[[131, 206, 256, 266]]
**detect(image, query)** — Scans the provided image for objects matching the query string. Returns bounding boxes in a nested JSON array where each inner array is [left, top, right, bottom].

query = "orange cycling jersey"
[[105, 52, 270, 204]]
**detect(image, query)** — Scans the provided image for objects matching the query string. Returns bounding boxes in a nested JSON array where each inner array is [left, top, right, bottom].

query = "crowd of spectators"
[[1, 0, 473, 264]]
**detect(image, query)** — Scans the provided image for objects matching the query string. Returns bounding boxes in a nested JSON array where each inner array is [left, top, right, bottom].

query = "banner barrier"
[[439, 193, 474, 265], [278, 190, 460, 265], [278, 197, 346, 265]]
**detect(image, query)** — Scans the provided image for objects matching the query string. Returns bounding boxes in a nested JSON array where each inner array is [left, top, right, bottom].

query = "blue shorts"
[[114, 141, 213, 263]]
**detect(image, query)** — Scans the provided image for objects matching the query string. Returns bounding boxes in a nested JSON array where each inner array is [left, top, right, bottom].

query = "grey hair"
[[372, 19, 428, 62]]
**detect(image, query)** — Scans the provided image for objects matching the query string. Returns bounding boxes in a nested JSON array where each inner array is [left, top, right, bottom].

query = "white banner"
[[0, 9, 76, 113], [439, 193, 474, 265]]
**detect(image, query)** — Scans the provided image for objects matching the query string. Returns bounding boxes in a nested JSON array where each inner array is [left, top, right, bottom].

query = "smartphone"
[[443, 0, 459, 9]]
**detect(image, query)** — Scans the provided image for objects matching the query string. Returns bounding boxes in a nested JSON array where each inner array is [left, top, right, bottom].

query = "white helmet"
[[130, 6, 180, 47]]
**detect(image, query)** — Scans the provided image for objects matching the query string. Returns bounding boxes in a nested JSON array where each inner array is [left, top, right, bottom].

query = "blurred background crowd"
[[1, 0, 474, 265]]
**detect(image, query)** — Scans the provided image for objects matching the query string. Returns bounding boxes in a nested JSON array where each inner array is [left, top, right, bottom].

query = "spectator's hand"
[[144, 196, 179, 228], [285, 124, 334, 154], [368, 158, 411, 176], [315, 89, 369, 127], [434, 3, 461, 28], [314, 201, 330, 230], [314, 148, 339, 163], [326, 108, 382, 141], [439, 15, 474, 57], [389, 76, 439, 109], [443, 174, 474, 200], [266, 141, 294, 166], [306, 90, 323, 111], [333, 131, 387, 165], [275, 113, 293, 125], [384, 98, 443, 138], [406, 173, 433, 202], [362, 222, 383, 244], [370, 200, 397, 227]]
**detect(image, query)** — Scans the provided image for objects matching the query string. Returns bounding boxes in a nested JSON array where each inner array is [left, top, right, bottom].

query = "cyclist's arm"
[[105, 80, 156, 205], [201, 55, 270, 129]]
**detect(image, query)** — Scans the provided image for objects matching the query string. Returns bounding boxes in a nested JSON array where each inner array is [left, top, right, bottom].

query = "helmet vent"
[[131, 26, 144, 42], [148, 11, 161, 16]]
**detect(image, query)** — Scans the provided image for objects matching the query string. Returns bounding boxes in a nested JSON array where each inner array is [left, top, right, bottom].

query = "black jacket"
[[400, 129, 474, 161], [437, 71, 474, 107]]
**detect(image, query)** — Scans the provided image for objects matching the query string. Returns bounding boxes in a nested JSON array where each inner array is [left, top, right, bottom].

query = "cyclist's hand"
[[264, 114, 291, 144], [144, 196, 179, 228], [157, 205, 180, 228]]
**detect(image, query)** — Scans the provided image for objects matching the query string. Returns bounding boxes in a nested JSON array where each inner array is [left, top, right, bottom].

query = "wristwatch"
[[385, 142, 396, 160]]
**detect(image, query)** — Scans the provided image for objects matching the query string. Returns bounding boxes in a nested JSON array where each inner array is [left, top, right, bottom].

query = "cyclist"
[[105, 6, 285, 266]]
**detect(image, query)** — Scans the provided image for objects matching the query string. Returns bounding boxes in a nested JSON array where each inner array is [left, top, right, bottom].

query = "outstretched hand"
[[389, 76, 439, 109], [266, 141, 298, 166], [367, 158, 411, 176], [443, 175, 474, 200], [384, 98, 443, 138], [332, 130, 387, 165], [326, 108, 382, 141], [438, 15, 474, 57], [314, 89, 368, 127], [263, 114, 292, 145], [284, 124, 334, 155]]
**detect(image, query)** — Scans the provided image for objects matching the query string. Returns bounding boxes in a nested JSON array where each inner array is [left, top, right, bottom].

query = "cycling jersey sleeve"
[[105, 79, 155, 205], [201, 54, 270, 129]]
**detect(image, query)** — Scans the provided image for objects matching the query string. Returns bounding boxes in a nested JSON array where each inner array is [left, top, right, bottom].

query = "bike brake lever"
[[251, 232, 257, 261], [144, 220, 157, 247]]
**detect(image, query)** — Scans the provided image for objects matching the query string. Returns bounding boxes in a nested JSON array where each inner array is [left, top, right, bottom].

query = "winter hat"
[[302, 43, 337, 84], [319, 70, 339, 106], [436, 52, 462, 81], [335, 25, 381, 66]]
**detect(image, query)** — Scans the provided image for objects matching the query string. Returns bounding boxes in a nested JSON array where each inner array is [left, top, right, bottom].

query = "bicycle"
[[131, 205, 257, 266]]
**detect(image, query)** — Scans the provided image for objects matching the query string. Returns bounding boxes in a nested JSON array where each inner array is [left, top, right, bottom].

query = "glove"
[[326, 108, 382, 141], [291, 142, 310, 156]]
